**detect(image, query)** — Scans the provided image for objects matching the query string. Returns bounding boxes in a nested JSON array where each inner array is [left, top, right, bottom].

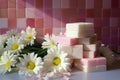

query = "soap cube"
[[83, 44, 96, 51], [83, 51, 96, 58], [53, 35, 79, 45], [83, 66, 97, 72], [96, 57, 106, 65], [61, 45, 73, 57], [66, 22, 94, 38], [96, 65, 106, 71], [72, 45, 83, 59], [79, 38, 90, 44]]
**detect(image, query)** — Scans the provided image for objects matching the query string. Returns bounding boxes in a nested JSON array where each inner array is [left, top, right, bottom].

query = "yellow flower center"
[[11, 43, 19, 50], [27, 61, 35, 70], [49, 41, 56, 48], [5, 60, 11, 68], [53, 57, 61, 66], [27, 34, 33, 40]]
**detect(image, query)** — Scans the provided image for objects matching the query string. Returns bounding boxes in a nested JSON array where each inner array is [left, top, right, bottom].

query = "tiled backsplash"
[[0, 0, 120, 51]]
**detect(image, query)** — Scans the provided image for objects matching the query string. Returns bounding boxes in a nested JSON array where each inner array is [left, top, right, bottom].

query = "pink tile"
[[8, 0, 16, 8], [112, 0, 119, 8], [86, 9, 94, 18], [0, 18, 8, 28], [35, 18, 43, 28], [102, 18, 110, 27], [102, 27, 110, 37], [86, 0, 94, 9], [35, 8, 43, 18], [17, 18, 26, 28], [94, 0, 102, 9], [0, 0, 8, 9], [27, 18, 35, 27], [26, 8, 35, 18], [111, 9, 120, 17], [26, 0, 35, 8], [43, 9, 53, 28], [77, 0, 85, 9], [86, 18, 94, 23], [8, 8, 16, 18], [52, 0, 61, 8], [35, 28, 43, 37], [43, 27, 52, 35], [35, 0, 43, 8], [16, 9, 25, 18], [61, 0, 69, 8], [102, 9, 110, 18], [110, 18, 119, 27], [0, 9, 8, 18], [16, 0, 26, 8], [70, 0, 78, 8], [103, 0, 111, 9], [43, 0, 52, 8], [0, 28, 9, 34], [78, 9, 86, 18], [8, 18, 16, 28]]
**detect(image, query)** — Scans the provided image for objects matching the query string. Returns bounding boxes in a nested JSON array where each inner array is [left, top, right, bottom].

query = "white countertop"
[[0, 69, 120, 80]]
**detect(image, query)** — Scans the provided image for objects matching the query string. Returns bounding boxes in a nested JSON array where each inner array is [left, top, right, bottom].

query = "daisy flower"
[[42, 34, 57, 49], [43, 44, 70, 73], [0, 34, 8, 45], [0, 43, 4, 58], [6, 29, 19, 37], [21, 26, 36, 46], [17, 52, 43, 76], [5, 36, 24, 54], [0, 51, 17, 74]]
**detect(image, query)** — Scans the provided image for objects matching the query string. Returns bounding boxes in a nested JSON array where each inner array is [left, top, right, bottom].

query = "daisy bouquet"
[[0, 26, 71, 80]]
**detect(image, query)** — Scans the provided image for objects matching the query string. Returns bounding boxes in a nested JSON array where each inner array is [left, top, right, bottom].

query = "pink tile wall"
[[0, 0, 120, 51]]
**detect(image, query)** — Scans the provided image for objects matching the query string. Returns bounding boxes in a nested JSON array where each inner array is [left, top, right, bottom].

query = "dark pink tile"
[[102, 9, 110, 18], [86, 9, 94, 18], [16, 9, 25, 18], [110, 18, 119, 27], [102, 0, 111, 9], [43, 0, 52, 8], [8, 18, 16, 28], [102, 18, 110, 27], [8, 8, 16, 18], [101, 27, 110, 37], [94, 9, 102, 17], [77, 0, 85, 9], [43, 27, 52, 35], [94, 18, 102, 27], [0, 28, 9, 34], [0, 9, 8, 18], [111, 9, 120, 17], [0, 0, 8, 9], [27, 18, 35, 27], [35, 0, 43, 8], [16, 0, 26, 8], [94, 0, 102, 9], [8, 0, 16, 8], [35, 18, 43, 28], [110, 27, 118, 37], [112, 0, 119, 8], [26, 0, 35, 8], [70, 0, 78, 8], [78, 9, 86, 18]]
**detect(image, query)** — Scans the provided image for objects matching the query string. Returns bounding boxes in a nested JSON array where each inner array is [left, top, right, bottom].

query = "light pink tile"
[[0, 18, 8, 28], [103, 0, 111, 9], [17, 18, 26, 28], [16, 0, 26, 8], [26, 8, 35, 18], [52, 0, 61, 8], [61, 0, 69, 8], [8, 8, 16, 18], [26, 0, 35, 8], [35, 8, 43, 18], [86, 0, 94, 9]]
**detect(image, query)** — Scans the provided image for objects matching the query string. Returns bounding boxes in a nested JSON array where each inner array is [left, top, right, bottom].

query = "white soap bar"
[[72, 45, 83, 59], [83, 51, 96, 58], [96, 65, 106, 72], [83, 44, 96, 51], [65, 22, 94, 38], [83, 66, 97, 72]]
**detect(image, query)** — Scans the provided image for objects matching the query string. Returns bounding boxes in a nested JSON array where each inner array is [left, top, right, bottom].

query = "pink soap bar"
[[96, 57, 106, 65], [54, 35, 79, 45], [83, 44, 96, 51], [83, 51, 96, 58]]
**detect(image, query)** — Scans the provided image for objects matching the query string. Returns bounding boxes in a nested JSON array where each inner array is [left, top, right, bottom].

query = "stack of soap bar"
[[61, 45, 83, 59], [53, 35, 79, 45], [65, 22, 94, 38], [74, 57, 106, 72]]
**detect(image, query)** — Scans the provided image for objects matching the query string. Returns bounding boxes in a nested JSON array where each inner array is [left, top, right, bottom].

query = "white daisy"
[[42, 34, 57, 49], [21, 26, 36, 46], [43, 44, 70, 73], [0, 43, 4, 58], [5, 36, 24, 54], [6, 29, 19, 37], [0, 34, 8, 45], [0, 51, 17, 74], [17, 52, 43, 76]]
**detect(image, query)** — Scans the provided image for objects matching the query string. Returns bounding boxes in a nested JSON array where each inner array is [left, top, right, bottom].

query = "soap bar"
[[72, 45, 83, 59], [61, 45, 73, 57], [83, 51, 96, 58], [96, 65, 106, 71], [53, 35, 79, 45], [83, 44, 96, 51], [65, 22, 94, 38]]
